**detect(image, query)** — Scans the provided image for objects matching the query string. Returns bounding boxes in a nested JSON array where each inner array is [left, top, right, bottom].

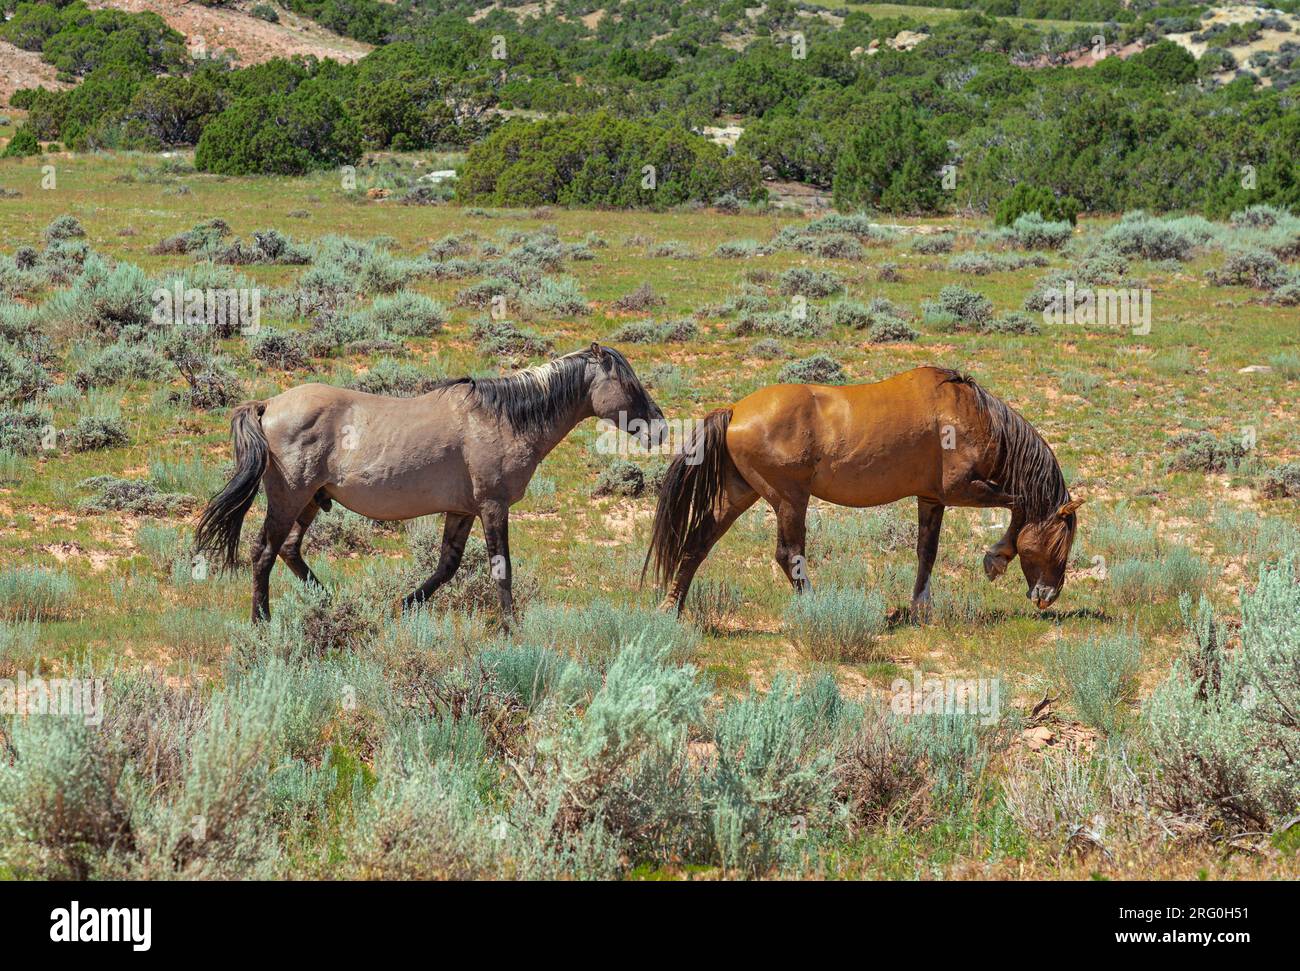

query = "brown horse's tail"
[[194, 400, 268, 572], [643, 408, 733, 593]]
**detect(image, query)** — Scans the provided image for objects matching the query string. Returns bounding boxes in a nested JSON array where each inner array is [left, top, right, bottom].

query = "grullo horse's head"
[[586, 342, 667, 449]]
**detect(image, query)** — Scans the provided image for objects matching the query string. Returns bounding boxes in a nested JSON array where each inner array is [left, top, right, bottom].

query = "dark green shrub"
[[1128, 39, 1198, 85], [2, 126, 40, 157], [994, 184, 1080, 227], [460, 112, 763, 209], [195, 85, 363, 176], [832, 100, 948, 215]]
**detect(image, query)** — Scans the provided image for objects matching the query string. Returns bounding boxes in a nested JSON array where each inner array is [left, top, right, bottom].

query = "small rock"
[[1024, 726, 1054, 750], [1238, 365, 1272, 373], [890, 30, 928, 51]]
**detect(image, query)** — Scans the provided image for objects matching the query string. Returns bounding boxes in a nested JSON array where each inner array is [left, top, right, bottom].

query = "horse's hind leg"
[[402, 513, 474, 611], [912, 499, 945, 622], [251, 475, 314, 622], [279, 501, 323, 587], [251, 512, 296, 622]]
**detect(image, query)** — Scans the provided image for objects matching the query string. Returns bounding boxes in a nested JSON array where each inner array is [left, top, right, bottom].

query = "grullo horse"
[[197, 343, 664, 620]]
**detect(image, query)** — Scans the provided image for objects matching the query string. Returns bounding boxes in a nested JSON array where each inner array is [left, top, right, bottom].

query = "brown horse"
[[646, 366, 1082, 618], [196, 344, 664, 621]]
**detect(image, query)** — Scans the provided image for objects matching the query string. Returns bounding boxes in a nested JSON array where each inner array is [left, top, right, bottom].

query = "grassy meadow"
[[0, 149, 1298, 880]]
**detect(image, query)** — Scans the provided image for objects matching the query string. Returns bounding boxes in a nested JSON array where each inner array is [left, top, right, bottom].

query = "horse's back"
[[726, 367, 963, 506], [257, 382, 475, 512]]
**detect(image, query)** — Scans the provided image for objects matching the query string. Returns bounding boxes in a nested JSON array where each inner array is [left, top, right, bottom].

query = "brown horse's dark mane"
[[938, 369, 1071, 525]]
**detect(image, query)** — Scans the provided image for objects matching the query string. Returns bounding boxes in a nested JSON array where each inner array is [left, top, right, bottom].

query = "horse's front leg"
[[944, 479, 1023, 582], [970, 481, 1025, 582], [773, 493, 811, 594], [479, 499, 515, 623], [912, 499, 945, 622], [983, 520, 1020, 581]]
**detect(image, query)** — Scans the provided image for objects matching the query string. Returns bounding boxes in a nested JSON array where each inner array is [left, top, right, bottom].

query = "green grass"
[[818, 0, 1099, 31], [0, 148, 1296, 878]]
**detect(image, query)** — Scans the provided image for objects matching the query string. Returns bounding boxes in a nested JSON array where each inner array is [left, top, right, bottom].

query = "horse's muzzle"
[[645, 415, 669, 448], [1028, 584, 1059, 610]]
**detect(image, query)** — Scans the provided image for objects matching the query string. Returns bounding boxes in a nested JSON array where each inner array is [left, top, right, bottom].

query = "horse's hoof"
[[909, 601, 932, 625], [983, 552, 1008, 581]]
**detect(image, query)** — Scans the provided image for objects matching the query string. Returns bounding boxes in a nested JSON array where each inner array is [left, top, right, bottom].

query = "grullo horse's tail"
[[194, 400, 269, 571], [643, 408, 733, 593]]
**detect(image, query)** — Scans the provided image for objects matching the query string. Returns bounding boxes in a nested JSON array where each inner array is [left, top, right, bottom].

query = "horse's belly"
[[327, 464, 474, 521], [810, 460, 926, 508], [807, 422, 940, 508]]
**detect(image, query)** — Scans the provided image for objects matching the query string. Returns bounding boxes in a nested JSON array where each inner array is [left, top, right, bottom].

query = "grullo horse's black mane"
[[430, 346, 638, 433], [938, 369, 1072, 524]]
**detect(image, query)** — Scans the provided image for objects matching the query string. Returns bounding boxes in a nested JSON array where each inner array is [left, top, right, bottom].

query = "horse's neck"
[[523, 394, 594, 461]]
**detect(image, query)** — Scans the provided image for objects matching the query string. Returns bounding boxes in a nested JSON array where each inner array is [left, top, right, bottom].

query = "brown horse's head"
[[587, 342, 667, 448], [1014, 498, 1083, 609]]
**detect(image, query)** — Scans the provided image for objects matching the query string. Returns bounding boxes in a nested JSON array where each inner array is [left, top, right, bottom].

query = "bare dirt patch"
[[1165, 5, 1300, 60], [0, 40, 69, 105], [84, 0, 372, 66]]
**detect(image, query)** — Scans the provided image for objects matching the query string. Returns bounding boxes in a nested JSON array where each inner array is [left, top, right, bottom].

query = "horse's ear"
[[590, 341, 604, 359], [1057, 498, 1084, 519]]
